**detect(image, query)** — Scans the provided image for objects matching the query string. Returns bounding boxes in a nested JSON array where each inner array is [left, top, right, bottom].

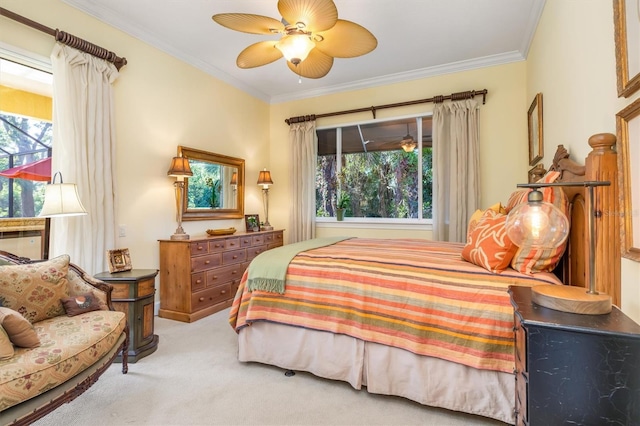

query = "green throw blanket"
[[247, 236, 351, 294]]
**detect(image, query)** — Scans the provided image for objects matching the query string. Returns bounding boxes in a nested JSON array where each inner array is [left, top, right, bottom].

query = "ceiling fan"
[[212, 0, 377, 79]]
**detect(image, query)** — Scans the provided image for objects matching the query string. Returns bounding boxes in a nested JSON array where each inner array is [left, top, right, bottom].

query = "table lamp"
[[167, 156, 193, 240], [257, 168, 273, 230], [506, 180, 612, 314]]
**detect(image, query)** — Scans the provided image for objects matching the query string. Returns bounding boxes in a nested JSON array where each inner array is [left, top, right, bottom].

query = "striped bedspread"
[[229, 238, 562, 373]]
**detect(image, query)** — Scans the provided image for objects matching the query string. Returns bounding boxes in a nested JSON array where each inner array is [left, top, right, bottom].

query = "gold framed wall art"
[[614, 0, 640, 97], [528, 93, 543, 166]]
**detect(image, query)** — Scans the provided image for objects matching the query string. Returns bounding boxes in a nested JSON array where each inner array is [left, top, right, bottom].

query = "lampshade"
[[257, 168, 273, 188], [505, 189, 569, 248], [39, 182, 87, 217], [230, 172, 238, 185], [167, 156, 193, 177], [276, 34, 315, 65], [400, 124, 416, 152]]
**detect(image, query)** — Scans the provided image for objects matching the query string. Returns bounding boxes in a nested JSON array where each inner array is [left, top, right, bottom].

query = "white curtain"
[[432, 99, 480, 242], [50, 43, 119, 274], [288, 121, 317, 243]]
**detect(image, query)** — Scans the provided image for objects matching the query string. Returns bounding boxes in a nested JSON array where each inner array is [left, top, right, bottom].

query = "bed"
[[229, 134, 620, 425]]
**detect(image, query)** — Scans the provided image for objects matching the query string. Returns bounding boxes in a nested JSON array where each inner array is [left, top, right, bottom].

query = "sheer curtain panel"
[[432, 99, 480, 242], [50, 43, 119, 274], [288, 121, 317, 243]]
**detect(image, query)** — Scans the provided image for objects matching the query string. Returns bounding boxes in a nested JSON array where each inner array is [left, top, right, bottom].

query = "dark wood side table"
[[509, 285, 640, 426], [95, 269, 159, 363]]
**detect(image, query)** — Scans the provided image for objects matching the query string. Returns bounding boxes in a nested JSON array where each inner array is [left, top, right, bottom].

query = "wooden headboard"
[[548, 133, 621, 306]]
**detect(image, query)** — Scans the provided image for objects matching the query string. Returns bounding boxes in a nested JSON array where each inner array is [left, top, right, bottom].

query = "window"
[[0, 56, 53, 260], [0, 59, 53, 218], [316, 116, 432, 221]]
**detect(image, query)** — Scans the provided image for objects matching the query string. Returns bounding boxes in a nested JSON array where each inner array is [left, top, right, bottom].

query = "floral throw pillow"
[[462, 209, 518, 273], [0, 255, 70, 323]]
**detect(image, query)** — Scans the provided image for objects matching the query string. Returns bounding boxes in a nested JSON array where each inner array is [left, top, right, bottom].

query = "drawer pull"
[[230, 242, 235, 246], [244, 239, 250, 243], [199, 297, 204, 302], [196, 279, 202, 284], [215, 244, 222, 248], [220, 290, 227, 295], [212, 275, 218, 280], [205, 260, 210, 264], [233, 255, 238, 259], [197, 246, 204, 251], [232, 270, 238, 274]]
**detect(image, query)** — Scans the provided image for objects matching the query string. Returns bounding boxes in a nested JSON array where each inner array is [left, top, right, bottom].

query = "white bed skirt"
[[238, 322, 515, 425]]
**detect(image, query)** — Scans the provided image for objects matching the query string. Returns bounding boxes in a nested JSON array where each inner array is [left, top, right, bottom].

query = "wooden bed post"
[[585, 133, 621, 306]]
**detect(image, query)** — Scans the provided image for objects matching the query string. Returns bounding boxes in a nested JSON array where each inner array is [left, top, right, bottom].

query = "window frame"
[[315, 112, 433, 228]]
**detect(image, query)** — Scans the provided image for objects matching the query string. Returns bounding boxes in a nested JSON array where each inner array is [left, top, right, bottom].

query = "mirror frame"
[[177, 146, 245, 220]]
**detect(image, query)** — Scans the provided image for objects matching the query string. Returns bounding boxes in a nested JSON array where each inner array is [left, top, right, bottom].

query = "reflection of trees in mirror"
[[187, 161, 224, 209]]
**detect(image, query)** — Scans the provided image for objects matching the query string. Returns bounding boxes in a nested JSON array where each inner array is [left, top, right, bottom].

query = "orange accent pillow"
[[462, 209, 518, 273], [467, 202, 507, 236]]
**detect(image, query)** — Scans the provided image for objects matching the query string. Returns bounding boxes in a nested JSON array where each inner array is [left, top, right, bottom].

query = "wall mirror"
[[616, 98, 640, 262], [177, 146, 244, 220]]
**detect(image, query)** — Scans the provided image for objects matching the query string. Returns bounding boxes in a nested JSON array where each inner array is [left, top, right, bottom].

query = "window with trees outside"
[[0, 57, 53, 259], [316, 116, 432, 222]]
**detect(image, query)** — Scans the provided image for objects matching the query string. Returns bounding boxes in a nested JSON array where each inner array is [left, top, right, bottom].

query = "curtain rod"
[[284, 89, 487, 125], [0, 7, 127, 70]]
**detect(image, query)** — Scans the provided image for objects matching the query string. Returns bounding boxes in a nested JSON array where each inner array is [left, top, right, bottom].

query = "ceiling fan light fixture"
[[400, 138, 417, 152], [276, 34, 315, 65]]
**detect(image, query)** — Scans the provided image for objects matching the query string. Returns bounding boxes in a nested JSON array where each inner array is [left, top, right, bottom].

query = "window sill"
[[316, 217, 432, 231]]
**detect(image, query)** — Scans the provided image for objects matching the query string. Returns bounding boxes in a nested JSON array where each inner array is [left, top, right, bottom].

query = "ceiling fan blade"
[[212, 13, 284, 35], [287, 48, 333, 78], [237, 41, 283, 68], [278, 0, 338, 32], [314, 19, 377, 58]]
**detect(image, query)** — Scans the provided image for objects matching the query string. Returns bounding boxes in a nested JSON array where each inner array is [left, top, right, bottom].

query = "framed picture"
[[244, 214, 260, 232], [527, 93, 543, 166], [616, 97, 640, 262], [613, 0, 640, 97], [106, 248, 132, 273]]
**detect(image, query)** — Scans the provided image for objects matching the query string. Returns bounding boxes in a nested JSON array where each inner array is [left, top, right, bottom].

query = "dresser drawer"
[[191, 284, 231, 311], [240, 235, 253, 247], [247, 244, 267, 260], [251, 235, 265, 245], [222, 248, 246, 265], [191, 253, 222, 273], [205, 264, 244, 287], [190, 241, 209, 256], [191, 272, 206, 292], [225, 238, 241, 250], [208, 240, 226, 252]]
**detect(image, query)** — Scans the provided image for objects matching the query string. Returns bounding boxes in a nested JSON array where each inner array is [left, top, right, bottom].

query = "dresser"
[[158, 229, 284, 322], [94, 269, 159, 363], [509, 285, 640, 426]]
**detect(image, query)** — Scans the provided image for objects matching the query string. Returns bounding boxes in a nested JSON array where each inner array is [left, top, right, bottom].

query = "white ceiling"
[[61, 0, 545, 104]]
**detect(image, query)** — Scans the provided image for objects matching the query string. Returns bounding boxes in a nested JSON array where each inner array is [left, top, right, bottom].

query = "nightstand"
[[95, 269, 159, 362], [509, 285, 640, 426]]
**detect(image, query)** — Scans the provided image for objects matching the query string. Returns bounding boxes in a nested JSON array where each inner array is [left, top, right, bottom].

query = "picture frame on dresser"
[[616, 97, 640, 262], [613, 0, 640, 98], [244, 214, 260, 232], [528, 93, 543, 166]]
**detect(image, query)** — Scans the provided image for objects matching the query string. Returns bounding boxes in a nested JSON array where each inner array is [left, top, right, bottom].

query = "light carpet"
[[32, 309, 505, 426]]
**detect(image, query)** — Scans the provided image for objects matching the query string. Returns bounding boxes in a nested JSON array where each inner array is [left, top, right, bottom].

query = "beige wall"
[[269, 62, 529, 239], [0, 0, 270, 276], [527, 0, 640, 322]]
